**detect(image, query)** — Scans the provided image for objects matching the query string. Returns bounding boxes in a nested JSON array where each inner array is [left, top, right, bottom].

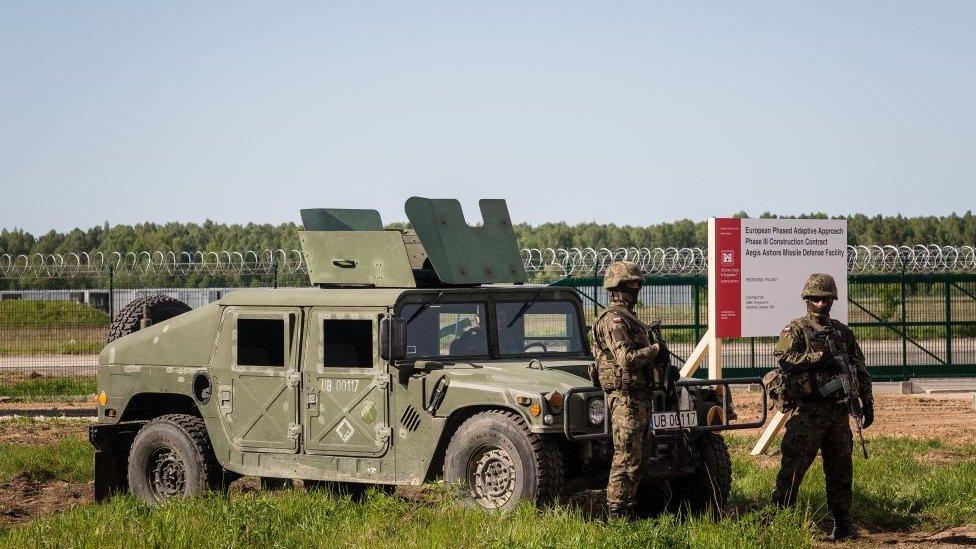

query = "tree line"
[[2, 212, 975, 257]]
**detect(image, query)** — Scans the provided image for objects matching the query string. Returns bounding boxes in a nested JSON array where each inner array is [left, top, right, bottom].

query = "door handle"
[[306, 392, 319, 417]]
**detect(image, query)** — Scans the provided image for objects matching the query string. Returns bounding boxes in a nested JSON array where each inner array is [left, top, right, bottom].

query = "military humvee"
[[90, 197, 765, 512]]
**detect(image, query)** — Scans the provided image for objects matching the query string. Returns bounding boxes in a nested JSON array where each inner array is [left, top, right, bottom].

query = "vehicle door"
[[302, 307, 390, 457], [213, 306, 302, 453]]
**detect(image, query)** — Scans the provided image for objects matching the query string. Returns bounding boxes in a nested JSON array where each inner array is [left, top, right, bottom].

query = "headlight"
[[587, 398, 605, 426]]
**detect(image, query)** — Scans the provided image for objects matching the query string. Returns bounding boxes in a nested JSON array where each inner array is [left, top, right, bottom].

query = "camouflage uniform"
[[591, 262, 659, 518], [770, 274, 873, 539]]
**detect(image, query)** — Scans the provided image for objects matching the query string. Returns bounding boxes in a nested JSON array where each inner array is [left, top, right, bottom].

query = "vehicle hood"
[[438, 358, 595, 394]]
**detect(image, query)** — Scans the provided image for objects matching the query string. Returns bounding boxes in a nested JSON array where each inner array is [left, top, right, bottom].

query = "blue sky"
[[2, 2, 974, 234]]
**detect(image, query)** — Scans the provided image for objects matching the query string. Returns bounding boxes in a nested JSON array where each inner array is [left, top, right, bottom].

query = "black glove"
[[861, 398, 874, 429]]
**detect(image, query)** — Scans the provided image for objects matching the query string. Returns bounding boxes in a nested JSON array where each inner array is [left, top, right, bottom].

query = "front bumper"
[[667, 376, 767, 433], [562, 386, 610, 441]]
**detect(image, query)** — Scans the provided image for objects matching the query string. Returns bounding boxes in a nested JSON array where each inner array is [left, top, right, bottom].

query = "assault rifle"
[[648, 320, 680, 383], [816, 328, 869, 459]]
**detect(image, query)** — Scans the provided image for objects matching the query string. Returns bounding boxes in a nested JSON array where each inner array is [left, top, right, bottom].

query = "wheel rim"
[[466, 445, 517, 509], [147, 447, 186, 501]]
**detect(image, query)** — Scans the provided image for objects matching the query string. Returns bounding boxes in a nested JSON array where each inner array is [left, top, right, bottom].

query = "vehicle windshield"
[[399, 297, 585, 359], [401, 302, 488, 359], [496, 300, 583, 355]]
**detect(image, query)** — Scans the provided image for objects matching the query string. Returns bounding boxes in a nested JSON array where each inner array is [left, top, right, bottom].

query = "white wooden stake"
[[751, 410, 791, 455], [706, 218, 723, 380]]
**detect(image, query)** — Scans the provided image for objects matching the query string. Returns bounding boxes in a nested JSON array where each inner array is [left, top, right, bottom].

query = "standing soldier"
[[770, 273, 874, 541], [591, 261, 660, 520]]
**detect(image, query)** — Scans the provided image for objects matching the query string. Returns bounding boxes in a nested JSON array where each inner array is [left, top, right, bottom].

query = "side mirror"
[[379, 317, 407, 362]]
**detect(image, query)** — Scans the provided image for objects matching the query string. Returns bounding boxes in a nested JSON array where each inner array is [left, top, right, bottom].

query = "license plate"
[[651, 411, 698, 430]]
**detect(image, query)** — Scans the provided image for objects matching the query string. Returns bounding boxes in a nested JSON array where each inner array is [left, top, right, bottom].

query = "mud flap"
[[90, 424, 140, 501]]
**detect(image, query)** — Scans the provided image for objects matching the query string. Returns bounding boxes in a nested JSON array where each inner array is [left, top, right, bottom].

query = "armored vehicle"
[[90, 198, 765, 512]]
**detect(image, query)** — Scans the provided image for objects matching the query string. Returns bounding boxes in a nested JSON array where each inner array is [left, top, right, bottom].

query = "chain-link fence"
[[2, 247, 976, 395]]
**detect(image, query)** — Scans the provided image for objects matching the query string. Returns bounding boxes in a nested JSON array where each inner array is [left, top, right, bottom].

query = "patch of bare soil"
[[0, 371, 40, 385], [0, 418, 90, 445], [816, 524, 976, 548], [732, 392, 976, 445], [0, 401, 95, 413], [0, 473, 91, 527]]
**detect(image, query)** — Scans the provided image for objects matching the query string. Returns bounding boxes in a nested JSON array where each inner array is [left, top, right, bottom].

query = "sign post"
[[680, 218, 848, 454]]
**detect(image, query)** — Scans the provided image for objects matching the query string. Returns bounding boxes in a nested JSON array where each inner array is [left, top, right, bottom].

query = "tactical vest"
[[781, 318, 846, 402], [591, 305, 654, 395]]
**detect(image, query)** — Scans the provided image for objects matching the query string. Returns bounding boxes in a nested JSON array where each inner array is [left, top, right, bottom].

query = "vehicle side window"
[[401, 302, 488, 358], [237, 318, 285, 366], [496, 301, 583, 355], [323, 319, 373, 368]]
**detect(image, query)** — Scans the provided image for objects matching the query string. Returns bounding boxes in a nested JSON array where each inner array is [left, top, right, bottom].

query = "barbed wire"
[[523, 245, 976, 276], [1, 245, 974, 279]]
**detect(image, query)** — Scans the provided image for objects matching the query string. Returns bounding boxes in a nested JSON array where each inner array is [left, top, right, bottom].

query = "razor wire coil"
[[1, 245, 975, 279]]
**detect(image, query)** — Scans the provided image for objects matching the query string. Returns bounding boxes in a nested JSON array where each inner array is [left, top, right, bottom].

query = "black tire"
[[670, 432, 732, 516], [106, 295, 191, 343], [127, 414, 222, 504], [443, 410, 564, 510]]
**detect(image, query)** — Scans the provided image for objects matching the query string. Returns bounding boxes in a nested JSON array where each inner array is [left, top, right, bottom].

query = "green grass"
[[0, 436, 93, 483], [0, 326, 105, 355], [726, 435, 976, 532], [0, 300, 108, 355], [0, 491, 815, 549], [0, 301, 110, 328], [0, 433, 972, 546], [0, 376, 96, 399]]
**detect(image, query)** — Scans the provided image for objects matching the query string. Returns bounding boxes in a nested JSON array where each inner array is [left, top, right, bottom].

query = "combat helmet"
[[603, 261, 642, 290], [801, 273, 838, 299]]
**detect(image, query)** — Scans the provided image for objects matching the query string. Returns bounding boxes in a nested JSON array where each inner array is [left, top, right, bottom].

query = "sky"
[[1, 2, 974, 234]]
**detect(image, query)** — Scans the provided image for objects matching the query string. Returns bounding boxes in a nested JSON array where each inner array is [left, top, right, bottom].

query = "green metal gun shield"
[[405, 197, 527, 285]]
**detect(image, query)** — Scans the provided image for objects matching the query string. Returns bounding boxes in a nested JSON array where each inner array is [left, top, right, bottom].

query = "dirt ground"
[[732, 391, 976, 445], [0, 400, 94, 414], [0, 474, 91, 527], [0, 393, 974, 544], [846, 526, 976, 549], [0, 417, 90, 445]]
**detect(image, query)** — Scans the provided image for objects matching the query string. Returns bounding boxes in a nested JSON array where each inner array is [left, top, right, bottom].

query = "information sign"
[[710, 218, 848, 338]]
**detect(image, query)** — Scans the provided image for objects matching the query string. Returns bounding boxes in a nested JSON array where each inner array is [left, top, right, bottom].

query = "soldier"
[[771, 273, 874, 541], [591, 261, 660, 520]]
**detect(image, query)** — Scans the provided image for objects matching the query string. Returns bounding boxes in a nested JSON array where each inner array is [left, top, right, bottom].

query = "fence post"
[[108, 263, 114, 322], [272, 261, 279, 289], [693, 281, 701, 343], [749, 337, 756, 371], [901, 264, 908, 380], [592, 262, 599, 319], [945, 275, 952, 367]]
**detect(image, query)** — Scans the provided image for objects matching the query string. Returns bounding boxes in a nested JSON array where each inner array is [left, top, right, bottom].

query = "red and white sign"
[[710, 218, 848, 338]]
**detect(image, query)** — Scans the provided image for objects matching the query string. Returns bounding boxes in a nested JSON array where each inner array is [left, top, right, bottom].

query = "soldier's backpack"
[[763, 368, 795, 412]]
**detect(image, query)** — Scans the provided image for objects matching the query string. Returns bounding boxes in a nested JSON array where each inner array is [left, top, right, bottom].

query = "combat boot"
[[830, 513, 859, 541], [606, 506, 635, 522]]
